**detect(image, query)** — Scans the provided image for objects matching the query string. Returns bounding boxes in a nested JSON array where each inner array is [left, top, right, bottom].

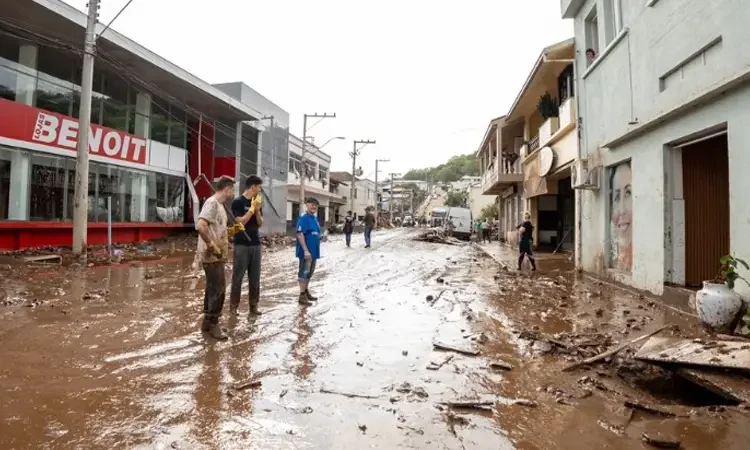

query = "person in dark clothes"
[[517, 211, 537, 271], [363, 207, 375, 248], [343, 210, 355, 247], [195, 176, 236, 340], [229, 175, 264, 317], [296, 197, 322, 305]]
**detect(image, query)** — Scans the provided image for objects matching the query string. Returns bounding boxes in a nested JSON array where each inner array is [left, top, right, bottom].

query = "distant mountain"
[[402, 154, 478, 183]]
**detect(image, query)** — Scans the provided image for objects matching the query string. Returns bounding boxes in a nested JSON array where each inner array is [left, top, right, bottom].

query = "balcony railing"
[[528, 135, 540, 153]]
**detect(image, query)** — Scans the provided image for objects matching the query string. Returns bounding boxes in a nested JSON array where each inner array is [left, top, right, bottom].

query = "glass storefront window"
[[169, 106, 187, 149], [102, 73, 130, 131], [29, 153, 70, 221], [151, 97, 169, 144], [36, 72, 73, 116], [0, 149, 11, 220]]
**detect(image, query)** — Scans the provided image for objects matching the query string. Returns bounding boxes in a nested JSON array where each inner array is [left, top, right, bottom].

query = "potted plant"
[[537, 93, 559, 120], [695, 254, 749, 331]]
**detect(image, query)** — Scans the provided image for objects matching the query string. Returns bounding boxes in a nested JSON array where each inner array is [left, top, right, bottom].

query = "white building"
[[466, 183, 496, 220], [330, 172, 376, 220], [450, 176, 481, 192], [561, 0, 750, 297], [286, 134, 343, 227]]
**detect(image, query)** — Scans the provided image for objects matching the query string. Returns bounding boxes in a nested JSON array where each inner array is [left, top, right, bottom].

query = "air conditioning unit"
[[571, 158, 601, 190]]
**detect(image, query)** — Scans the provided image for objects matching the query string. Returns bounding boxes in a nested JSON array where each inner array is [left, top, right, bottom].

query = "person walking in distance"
[[343, 210, 355, 248], [296, 197, 322, 305], [517, 211, 537, 272], [363, 206, 375, 248], [195, 176, 238, 340], [229, 175, 264, 318]]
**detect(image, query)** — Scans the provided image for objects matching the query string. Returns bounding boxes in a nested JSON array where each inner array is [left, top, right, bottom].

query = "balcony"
[[559, 96, 576, 130], [538, 97, 576, 148], [539, 117, 560, 148], [480, 156, 523, 195]]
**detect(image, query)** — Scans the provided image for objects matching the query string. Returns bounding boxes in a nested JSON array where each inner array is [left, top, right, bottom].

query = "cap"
[[305, 197, 320, 205]]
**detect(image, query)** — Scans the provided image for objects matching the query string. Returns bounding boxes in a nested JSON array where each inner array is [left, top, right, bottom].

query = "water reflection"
[[290, 307, 314, 380], [191, 346, 221, 447]]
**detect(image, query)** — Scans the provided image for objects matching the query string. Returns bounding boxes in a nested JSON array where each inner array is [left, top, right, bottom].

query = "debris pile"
[[260, 234, 295, 248], [414, 229, 464, 245]]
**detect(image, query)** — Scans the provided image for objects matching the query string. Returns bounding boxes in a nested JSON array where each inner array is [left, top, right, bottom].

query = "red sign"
[[0, 97, 148, 164]]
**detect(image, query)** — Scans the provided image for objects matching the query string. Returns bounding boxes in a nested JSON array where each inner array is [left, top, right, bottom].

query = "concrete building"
[[330, 171, 376, 220], [286, 134, 342, 227], [476, 116, 524, 243], [507, 38, 577, 251], [0, 0, 288, 248], [466, 183, 495, 220], [560, 0, 750, 297]]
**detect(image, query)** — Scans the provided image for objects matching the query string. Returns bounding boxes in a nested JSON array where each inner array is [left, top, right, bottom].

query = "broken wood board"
[[433, 341, 480, 356], [634, 337, 750, 372], [675, 367, 750, 404], [23, 254, 62, 264]]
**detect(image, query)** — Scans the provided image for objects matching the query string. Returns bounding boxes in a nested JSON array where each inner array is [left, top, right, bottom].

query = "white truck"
[[446, 207, 473, 240]]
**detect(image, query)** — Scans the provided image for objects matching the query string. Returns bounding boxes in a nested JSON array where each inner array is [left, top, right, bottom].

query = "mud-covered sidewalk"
[[1, 230, 749, 449]]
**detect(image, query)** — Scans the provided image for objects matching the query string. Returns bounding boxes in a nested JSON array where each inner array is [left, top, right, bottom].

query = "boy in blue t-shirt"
[[296, 197, 321, 305]]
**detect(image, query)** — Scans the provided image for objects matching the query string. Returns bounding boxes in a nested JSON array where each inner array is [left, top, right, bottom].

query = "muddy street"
[[1, 230, 749, 449]]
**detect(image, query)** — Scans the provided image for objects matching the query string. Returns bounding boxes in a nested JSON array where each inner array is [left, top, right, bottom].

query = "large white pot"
[[695, 282, 743, 330]]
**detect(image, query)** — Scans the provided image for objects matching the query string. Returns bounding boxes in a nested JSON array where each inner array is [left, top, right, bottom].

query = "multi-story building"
[[507, 38, 577, 251], [0, 0, 287, 249], [561, 0, 750, 297], [476, 116, 524, 243], [330, 171, 376, 220], [466, 182, 495, 220], [286, 134, 342, 227]]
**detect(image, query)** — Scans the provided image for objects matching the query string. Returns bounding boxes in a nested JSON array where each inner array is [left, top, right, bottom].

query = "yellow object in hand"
[[228, 223, 245, 238]]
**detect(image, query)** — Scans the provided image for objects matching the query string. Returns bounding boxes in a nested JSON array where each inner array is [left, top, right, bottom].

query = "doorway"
[[681, 134, 729, 287], [557, 176, 574, 251]]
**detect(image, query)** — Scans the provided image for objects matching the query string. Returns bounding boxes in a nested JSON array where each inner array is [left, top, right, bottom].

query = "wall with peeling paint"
[[569, 0, 750, 296]]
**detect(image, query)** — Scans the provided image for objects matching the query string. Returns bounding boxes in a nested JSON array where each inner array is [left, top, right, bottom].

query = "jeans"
[[203, 262, 226, 320], [518, 240, 536, 270], [364, 227, 372, 246], [230, 244, 262, 309], [345, 232, 352, 246]]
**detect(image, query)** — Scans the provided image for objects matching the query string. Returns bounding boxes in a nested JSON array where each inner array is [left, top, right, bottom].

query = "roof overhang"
[[506, 38, 575, 122], [475, 115, 506, 157], [8, 0, 261, 122], [561, 0, 586, 19]]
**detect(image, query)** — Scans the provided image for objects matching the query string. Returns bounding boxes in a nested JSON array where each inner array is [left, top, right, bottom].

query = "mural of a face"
[[609, 162, 632, 271]]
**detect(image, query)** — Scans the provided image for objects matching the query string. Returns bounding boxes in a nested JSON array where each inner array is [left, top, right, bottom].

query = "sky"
[[66, 0, 572, 180]]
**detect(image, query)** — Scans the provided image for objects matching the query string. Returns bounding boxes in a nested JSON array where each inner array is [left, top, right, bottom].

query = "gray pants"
[[230, 245, 262, 308], [203, 262, 226, 320]]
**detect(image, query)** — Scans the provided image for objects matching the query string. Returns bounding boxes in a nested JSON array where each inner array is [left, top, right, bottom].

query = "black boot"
[[298, 293, 313, 305], [249, 303, 263, 316], [203, 316, 228, 340], [201, 316, 211, 332], [305, 290, 318, 301]]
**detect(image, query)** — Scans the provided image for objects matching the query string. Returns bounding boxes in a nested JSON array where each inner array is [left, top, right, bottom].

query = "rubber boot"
[[305, 290, 318, 301], [205, 317, 228, 340], [249, 304, 263, 316], [298, 293, 313, 305], [201, 316, 211, 332]]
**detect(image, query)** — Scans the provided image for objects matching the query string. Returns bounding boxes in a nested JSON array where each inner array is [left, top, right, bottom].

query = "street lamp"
[[315, 136, 345, 150], [300, 113, 336, 207]]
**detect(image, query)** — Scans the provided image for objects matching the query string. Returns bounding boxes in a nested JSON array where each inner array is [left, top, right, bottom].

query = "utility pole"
[[72, 0, 101, 257], [374, 158, 389, 225], [388, 172, 399, 220], [349, 139, 376, 214], [300, 113, 336, 209]]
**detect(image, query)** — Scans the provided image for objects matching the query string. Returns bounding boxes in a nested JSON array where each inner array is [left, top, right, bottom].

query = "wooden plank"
[[22, 254, 62, 263], [676, 368, 750, 404], [635, 337, 750, 371]]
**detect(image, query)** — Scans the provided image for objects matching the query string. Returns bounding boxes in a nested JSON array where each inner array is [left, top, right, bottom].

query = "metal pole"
[[374, 159, 378, 223], [268, 116, 275, 232], [71, 0, 100, 256], [350, 140, 357, 215], [299, 114, 308, 211], [107, 196, 112, 254]]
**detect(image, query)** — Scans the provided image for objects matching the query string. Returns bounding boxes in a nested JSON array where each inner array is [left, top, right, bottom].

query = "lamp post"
[[349, 139, 376, 214], [300, 113, 336, 208], [374, 158, 389, 225]]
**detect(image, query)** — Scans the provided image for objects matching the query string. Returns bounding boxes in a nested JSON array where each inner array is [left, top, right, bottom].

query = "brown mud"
[[0, 229, 748, 449]]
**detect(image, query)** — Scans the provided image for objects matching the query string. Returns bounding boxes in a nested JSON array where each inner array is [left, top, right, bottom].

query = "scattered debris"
[[489, 360, 513, 371], [675, 368, 750, 404], [320, 387, 380, 400], [439, 399, 495, 411], [358, 424, 367, 434], [433, 341, 480, 356], [233, 379, 262, 391], [624, 400, 679, 418], [642, 432, 681, 448], [279, 389, 288, 398], [563, 326, 672, 372], [402, 350, 408, 356], [512, 399, 538, 408], [428, 289, 448, 306], [634, 337, 750, 371], [22, 254, 62, 264], [427, 354, 455, 371]]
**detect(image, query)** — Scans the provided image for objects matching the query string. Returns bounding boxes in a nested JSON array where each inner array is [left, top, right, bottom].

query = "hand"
[[252, 195, 262, 211], [208, 241, 222, 257], [304, 251, 312, 262], [228, 223, 244, 238]]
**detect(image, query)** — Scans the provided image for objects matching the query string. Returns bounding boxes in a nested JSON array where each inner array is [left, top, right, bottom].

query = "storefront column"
[[130, 173, 147, 222], [134, 92, 151, 139], [8, 152, 29, 220], [235, 121, 242, 197], [15, 43, 37, 106]]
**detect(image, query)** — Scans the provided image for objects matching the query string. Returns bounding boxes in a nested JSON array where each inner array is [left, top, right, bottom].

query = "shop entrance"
[[681, 134, 729, 287], [557, 177, 574, 251]]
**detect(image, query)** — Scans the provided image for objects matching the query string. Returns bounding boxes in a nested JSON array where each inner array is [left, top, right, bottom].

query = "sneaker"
[[298, 293, 313, 305], [305, 290, 318, 301]]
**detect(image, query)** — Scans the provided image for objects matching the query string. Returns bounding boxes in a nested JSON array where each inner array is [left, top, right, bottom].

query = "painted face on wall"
[[609, 162, 632, 271]]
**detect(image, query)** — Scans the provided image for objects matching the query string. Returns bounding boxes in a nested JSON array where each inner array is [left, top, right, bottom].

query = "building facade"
[[286, 134, 342, 227], [330, 171, 376, 220], [0, 0, 287, 249], [561, 0, 750, 297], [506, 38, 577, 251], [466, 183, 495, 220], [476, 116, 524, 243]]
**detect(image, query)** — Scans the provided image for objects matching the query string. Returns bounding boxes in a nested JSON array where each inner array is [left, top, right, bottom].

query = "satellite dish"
[[539, 146, 555, 177]]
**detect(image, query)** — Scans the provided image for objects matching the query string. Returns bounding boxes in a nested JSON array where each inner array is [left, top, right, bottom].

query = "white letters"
[[120, 135, 131, 159], [32, 113, 58, 144], [103, 131, 122, 156], [57, 119, 78, 148], [131, 138, 147, 162], [88, 128, 103, 154]]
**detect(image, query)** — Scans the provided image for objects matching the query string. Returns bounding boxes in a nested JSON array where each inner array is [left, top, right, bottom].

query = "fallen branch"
[[624, 400, 677, 418], [433, 341, 480, 356], [427, 354, 455, 371], [439, 400, 495, 411], [234, 379, 262, 391], [320, 387, 380, 400], [562, 326, 672, 372]]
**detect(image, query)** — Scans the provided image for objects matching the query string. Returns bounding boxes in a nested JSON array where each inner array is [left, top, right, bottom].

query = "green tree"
[[402, 154, 479, 182], [445, 191, 466, 207], [479, 204, 499, 221]]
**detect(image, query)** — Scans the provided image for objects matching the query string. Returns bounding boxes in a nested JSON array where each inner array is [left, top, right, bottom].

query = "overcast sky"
[[66, 0, 572, 179]]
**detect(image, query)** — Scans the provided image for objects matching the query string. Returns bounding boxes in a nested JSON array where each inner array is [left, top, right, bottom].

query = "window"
[[0, 149, 11, 220], [101, 73, 130, 132], [169, 106, 187, 149], [29, 153, 70, 221], [289, 152, 302, 174], [585, 6, 600, 65], [558, 64, 575, 103], [304, 161, 316, 179], [319, 165, 328, 182], [602, 0, 623, 46], [150, 97, 170, 144]]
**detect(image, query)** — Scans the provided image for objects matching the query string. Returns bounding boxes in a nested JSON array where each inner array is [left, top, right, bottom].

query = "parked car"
[[403, 215, 414, 227]]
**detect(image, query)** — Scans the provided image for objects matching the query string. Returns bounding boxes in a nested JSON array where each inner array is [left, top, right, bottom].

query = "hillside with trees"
[[402, 154, 478, 183]]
